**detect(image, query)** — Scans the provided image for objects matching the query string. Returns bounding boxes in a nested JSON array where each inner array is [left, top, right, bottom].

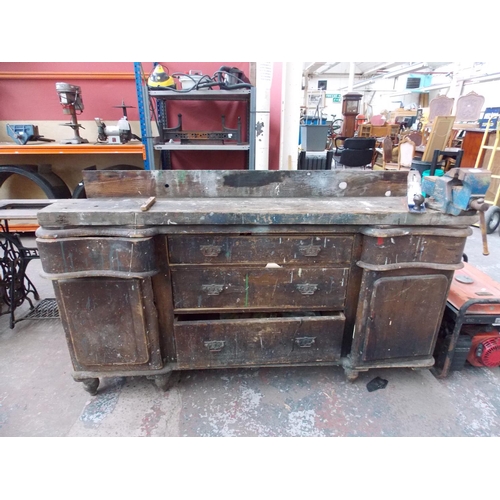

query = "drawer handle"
[[204, 340, 225, 352], [296, 283, 319, 295], [298, 245, 322, 257], [294, 336, 316, 348], [200, 245, 222, 257], [202, 284, 224, 295]]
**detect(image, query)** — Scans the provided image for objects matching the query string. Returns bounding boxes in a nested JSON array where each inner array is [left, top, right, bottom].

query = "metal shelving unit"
[[134, 63, 256, 170], [133, 63, 155, 170]]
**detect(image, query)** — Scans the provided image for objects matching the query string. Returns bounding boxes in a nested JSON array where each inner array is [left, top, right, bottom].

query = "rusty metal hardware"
[[204, 340, 226, 352], [200, 245, 222, 257], [294, 336, 316, 348], [201, 284, 224, 295], [296, 283, 319, 295], [298, 245, 322, 257]]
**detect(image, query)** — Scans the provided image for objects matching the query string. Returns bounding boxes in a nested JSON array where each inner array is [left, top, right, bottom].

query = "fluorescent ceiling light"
[[316, 62, 341, 74], [382, 62, 428, 79], [466, 72, 500, 84], [303, 62, 327, 74], [352, 78, 376, 89], [362, 62, 402, 76], [420, 83, 450, 91], [391, 90, 413, 97]]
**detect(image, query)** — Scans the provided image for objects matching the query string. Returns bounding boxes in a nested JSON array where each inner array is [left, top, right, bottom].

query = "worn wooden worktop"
[[36, 196, 478, 229]]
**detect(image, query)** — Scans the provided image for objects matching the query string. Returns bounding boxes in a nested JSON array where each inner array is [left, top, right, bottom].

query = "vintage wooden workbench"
[[35, 170, 478, 394]]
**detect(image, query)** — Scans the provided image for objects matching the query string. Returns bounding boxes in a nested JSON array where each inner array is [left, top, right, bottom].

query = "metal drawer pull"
[[202, 284, 224, 295], [204, 340, 226, 352], [294, 336, 316, 348], [298, 245, 322, 257], [200, 245, 222, 257], [296, 283, 319, 295]]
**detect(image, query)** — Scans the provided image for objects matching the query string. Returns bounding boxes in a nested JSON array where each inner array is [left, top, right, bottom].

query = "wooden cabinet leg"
[[153, 373, 173, 391], [81, 378, 100, 395], [344, 368, 359, 382]]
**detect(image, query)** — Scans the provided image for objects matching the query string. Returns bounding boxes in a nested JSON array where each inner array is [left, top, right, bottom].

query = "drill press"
[[55, 82, 88, 144]]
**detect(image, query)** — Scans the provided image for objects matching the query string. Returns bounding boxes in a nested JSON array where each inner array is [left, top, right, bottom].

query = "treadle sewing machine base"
[[0, 201, 60, 328], [35, 170, 479, 394]]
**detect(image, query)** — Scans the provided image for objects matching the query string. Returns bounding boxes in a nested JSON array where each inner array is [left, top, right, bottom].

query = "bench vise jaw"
[[421, 168, 491, 216]]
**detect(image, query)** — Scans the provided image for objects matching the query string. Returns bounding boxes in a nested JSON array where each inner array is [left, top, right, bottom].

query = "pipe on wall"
[[0, 72, 135, 80], [279, 62, 303, 170]]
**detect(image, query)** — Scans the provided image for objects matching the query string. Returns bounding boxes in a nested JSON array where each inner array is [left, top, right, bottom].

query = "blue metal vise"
[[6, 124, 54, 145], [421, 168, 491, 216]]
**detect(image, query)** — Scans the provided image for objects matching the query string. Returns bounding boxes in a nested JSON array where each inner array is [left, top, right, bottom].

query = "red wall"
[[0, 62, 283, 170]]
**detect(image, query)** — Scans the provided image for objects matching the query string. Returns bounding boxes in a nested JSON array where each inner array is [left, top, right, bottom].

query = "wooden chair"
[[383, 136, 415, 171], [421, 95, 455, 145], [455, 91, 485, 123], [381, 136, 397, 170], [407, 131, 423, 147], [428, 95, 455, 124], [421, 115, 456, 162]]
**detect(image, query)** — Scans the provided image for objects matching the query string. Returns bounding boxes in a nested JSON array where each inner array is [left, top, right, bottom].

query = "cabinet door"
[[55, 278, 162, 371], [359, 274, 449, 363]]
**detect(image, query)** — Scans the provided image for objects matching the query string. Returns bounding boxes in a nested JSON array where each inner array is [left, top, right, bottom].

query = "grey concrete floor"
[[1, 228, 500, 438]]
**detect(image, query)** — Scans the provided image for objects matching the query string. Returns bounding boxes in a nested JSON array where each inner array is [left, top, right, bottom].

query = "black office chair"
[[333, 137, 376, 169]]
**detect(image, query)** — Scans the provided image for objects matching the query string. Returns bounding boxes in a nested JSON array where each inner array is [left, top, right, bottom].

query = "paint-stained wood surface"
[[36, 197, 478, 228], [82, 169, 408, 198], [174, 314, 345, 369], [357, 273, 450, 362], [37, 237, 156, 278], [171, 266, 349, 311], [167, 234, 354, 266], [54, 277, 162, 372], [358, 232, 467, 268]]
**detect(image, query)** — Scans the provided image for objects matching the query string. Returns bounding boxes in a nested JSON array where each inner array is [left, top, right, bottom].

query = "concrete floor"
[[1, 227, 500, 437]]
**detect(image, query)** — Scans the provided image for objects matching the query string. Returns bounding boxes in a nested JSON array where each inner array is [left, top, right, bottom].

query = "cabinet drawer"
[[38, 237, 156, 277], [168, 235, 353, 265], [360, 234, 466, 268], [171, 266, 349, 311], [174, 313, 345, 368]]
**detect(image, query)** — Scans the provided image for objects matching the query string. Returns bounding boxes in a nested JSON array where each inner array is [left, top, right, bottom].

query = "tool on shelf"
[[147, 64, 253, 93], [95, 101, 142, 144], [5, 124, 54, 145], [55, 82, 88, 144], [158, 113, 242, 145], [147, 64, 176, 89]]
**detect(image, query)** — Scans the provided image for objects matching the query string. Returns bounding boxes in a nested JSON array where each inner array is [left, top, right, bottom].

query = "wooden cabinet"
[[54, 277, 162, 372], [35, 170, 477, 393]]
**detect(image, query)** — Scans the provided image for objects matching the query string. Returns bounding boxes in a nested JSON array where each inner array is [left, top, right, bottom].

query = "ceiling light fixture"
[[382, 62, 428, 79], [351, 78, 376, 89], [466, 72, 500, 84]]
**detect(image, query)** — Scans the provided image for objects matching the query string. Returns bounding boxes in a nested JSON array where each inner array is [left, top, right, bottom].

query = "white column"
[[347, 62, 355, 91], [254, 62, 273, 170], [279, 62, 303, 170]]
